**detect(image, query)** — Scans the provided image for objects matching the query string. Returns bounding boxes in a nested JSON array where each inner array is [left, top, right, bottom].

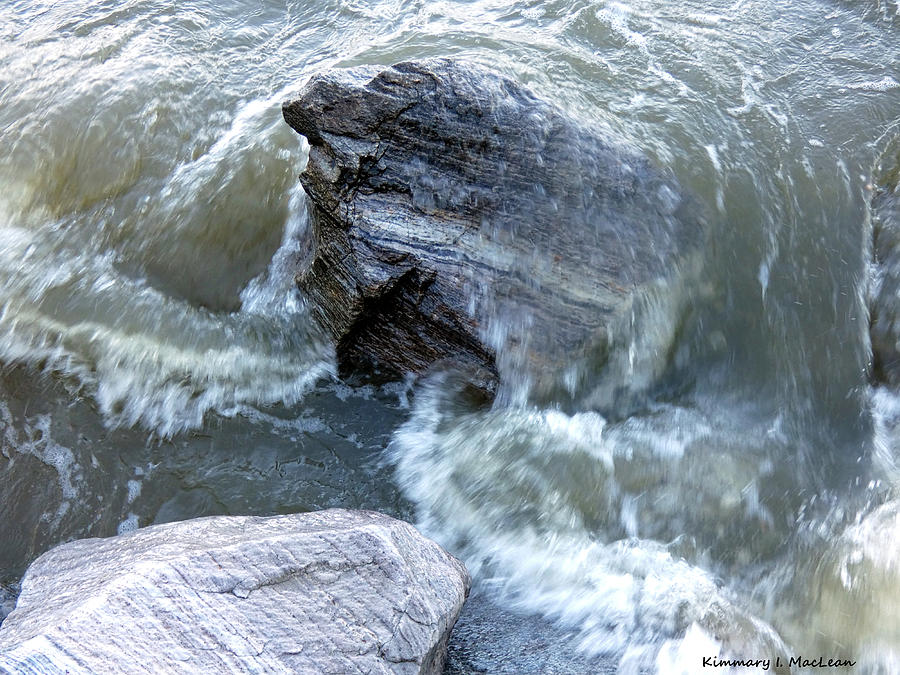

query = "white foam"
[[2, 413, 81, 528], [239, 171, 311, 318], [654, 624, 723, 674], [595, 3, 649, 50], [235, 405, 330, 437], [126, 479, 142, 505], [389, 383, 788, 663], [847, 76, 900, 92], [117, 513, 139, 535], [0, 221, 334, 438]]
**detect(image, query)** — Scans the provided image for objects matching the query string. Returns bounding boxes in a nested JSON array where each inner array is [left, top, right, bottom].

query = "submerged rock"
[[282, 59, 701, 403], [0, 509, 469, 674]]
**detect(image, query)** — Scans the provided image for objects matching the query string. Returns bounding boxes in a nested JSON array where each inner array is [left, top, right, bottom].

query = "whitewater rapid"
[[2, 0, 900, 671]]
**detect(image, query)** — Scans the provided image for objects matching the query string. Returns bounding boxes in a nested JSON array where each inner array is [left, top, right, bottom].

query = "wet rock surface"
[[0, 509, 469, 674], [283, 59, 701, 400], [870, 138, 900, 385]]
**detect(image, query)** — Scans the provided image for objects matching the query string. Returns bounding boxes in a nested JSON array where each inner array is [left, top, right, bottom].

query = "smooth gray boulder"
[[0, 509, 469, 674], [283, 58, 701, 402]]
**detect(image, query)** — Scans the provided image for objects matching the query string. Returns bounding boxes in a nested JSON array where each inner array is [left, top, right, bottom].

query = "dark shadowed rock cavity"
[[0, 509, 469, 675], [283, 59, 702, 408], [870, 137, 900, 385]]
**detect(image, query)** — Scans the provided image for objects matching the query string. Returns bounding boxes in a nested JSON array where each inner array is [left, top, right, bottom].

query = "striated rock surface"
[[282, 58, 702, 400], [0, 509, 469, 675]]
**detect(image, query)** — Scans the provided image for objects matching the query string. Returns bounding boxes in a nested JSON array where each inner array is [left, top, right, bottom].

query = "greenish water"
[[1, 0, 899, 671]]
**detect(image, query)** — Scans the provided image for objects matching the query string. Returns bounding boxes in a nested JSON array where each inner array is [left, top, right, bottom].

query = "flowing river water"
[[1, 0, 899, 672]]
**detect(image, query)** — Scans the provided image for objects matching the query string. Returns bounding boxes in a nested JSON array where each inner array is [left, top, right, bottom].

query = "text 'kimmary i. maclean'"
[[702, 656, 857, 670]]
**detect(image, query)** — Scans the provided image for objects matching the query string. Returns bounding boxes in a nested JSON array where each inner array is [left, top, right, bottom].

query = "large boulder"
[[0, 509, 469, 674], [283, 59, 702, 401]]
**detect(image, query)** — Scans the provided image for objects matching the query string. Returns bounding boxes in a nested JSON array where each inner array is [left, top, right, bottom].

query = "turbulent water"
[[1, 0, 899, 672]]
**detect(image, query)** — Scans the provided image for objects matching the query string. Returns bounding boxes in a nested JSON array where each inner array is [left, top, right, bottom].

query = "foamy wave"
[[389, 375, 789, 666], [0, 93, 334, 437], [0, 193, 333, 437]]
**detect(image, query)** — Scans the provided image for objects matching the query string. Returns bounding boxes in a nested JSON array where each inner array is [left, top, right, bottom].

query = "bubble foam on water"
[[847, 76, 900, 92], [0, 407, 81, 529], [117, 513, 139, 535]]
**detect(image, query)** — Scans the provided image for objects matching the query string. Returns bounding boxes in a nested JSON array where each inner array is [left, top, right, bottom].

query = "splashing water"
[[2, 0, 900, 671]]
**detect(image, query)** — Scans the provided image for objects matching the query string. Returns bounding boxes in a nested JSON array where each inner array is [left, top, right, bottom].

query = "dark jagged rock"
[[870, 138, 900, 385], [283, 59, 701, 399]]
